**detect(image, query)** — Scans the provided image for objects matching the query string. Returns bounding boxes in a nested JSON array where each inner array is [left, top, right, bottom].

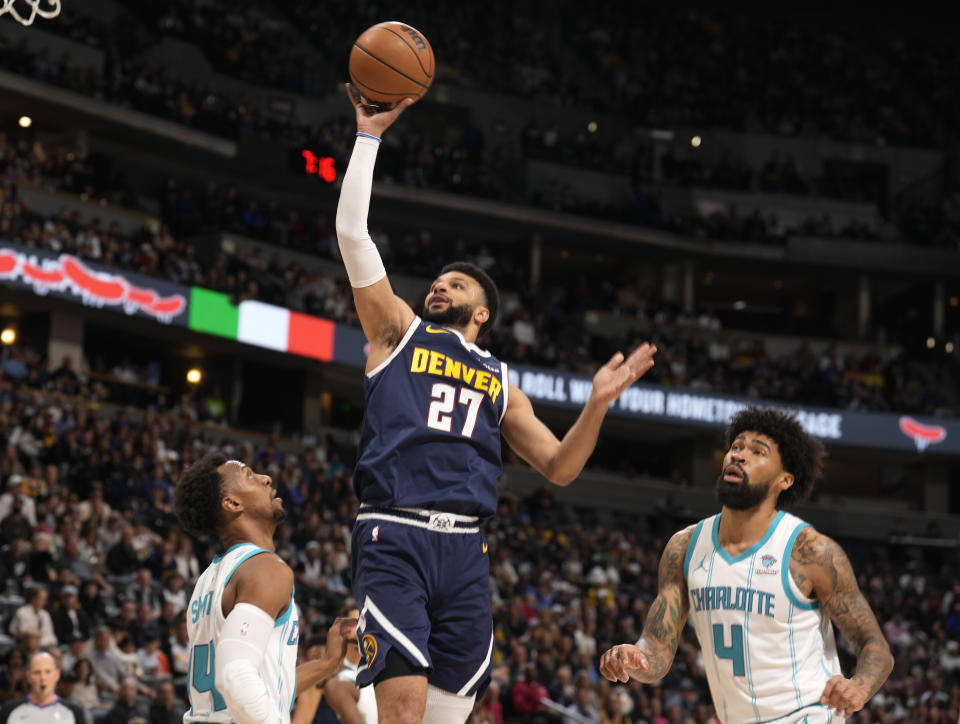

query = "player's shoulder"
[[0, 697, 28, 722], [661, 525, 697, 569], [789, 523, 845, 566], [232, 548, 292, 582]]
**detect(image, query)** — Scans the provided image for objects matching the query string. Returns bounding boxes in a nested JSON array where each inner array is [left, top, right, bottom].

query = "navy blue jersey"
[[354, 317, 509, 518]]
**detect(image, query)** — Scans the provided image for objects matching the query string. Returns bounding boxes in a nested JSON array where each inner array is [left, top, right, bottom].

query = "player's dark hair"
[[174, 452, 229, 538], [723, 406, 825, 509], [440, 261, 499, 338]]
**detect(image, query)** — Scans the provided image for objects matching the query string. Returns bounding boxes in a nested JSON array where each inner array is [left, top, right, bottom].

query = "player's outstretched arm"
[[336, 84, 416, 369], [501, 344, 656, 485], [600, 528, 690, 684], [791, 527, 894, 719], [296, 617, 358, 692]]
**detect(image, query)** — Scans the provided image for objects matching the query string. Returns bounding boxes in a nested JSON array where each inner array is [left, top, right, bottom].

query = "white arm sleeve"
[[214, 602, 283, 724], [335, 136, 387, 288]]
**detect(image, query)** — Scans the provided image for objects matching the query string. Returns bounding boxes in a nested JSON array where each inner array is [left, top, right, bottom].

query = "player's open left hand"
[[346, 83, 415, 138], [599, 644, 648, 683], [820, 675, 869, 719], [590, 343, 657, 406]]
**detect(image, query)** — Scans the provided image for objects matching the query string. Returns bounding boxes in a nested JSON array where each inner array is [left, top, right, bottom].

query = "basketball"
[[349, 21, 435, 106]]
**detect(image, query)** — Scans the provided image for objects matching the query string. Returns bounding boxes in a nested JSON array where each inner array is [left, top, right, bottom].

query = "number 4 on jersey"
[[426, 383, 484, 437], [713, 623, 745, 677], [191, 642, 227, 711]]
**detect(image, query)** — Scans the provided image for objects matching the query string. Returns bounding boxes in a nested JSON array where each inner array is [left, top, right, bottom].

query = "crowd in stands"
[[2, 146, 956, 417], [5, 6, 960, 250], [0, 358, 958, 723]]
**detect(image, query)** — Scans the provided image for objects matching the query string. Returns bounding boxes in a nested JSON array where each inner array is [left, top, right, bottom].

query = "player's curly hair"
[[440, 261, 499, 338], [174, 451, 228, 538], [724, 406, 825, 509]]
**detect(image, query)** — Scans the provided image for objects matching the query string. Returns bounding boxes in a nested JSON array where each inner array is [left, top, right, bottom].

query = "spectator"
[[147, 681, 180, 724], [137, 634, 169, 679], [0, 476, 36, 526], [52, 584, 92, 644], [87, 626, 125, 694], [72, 659, 107, 720], [0, 649, 28, 701], [9, 586, 57, 648], [0, 497, 33, 543], [102, 677, 146, 724], [61, 634, 89, 672]]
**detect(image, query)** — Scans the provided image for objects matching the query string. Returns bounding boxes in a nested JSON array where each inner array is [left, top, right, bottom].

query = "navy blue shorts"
[[351, 507, 493, 698]]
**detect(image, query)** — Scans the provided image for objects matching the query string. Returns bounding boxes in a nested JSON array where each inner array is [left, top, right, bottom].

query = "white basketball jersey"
[[183, 543, 300, 724], [683, 511, 843, 724], [335, 659, 379, 723]]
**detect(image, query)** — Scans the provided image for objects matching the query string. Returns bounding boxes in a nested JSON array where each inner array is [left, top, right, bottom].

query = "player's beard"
[[715, 468, 771, 510], [272, 506, 287, 525], [422, 302, 474, 328]]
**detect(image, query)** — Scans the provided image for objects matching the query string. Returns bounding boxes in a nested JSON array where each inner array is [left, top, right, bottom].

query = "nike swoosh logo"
[[425, 325, 450, 334], [482, 542, 488, 553]]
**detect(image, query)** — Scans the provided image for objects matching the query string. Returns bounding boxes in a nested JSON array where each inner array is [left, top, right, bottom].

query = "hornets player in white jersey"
[[600, 407, 893, 723], [174, 452, 355, 724]]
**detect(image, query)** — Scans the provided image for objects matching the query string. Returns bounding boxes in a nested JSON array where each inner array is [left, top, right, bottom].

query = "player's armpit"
[[352, 282, 416, 367], [224, 553, 294, 620], [602, 528, 691, 684], [793, 528, 893, 699]]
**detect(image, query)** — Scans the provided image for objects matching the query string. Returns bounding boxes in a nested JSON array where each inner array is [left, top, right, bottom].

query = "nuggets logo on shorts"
[[361, 634, 378, 665]]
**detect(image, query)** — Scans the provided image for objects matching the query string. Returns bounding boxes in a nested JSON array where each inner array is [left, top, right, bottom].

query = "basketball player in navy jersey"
[[335, 86, 657, 724], [599, 407, 893, 723]]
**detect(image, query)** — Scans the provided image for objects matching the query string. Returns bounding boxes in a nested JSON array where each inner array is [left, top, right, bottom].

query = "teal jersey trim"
[[212, 541, 255, 563], [275, 595, 295, 628], [222, 547, 271, 588], [787, 602, 803, 708], [755, 701, 832, 723], [712, 510, 785, 564], [704, 548, 727, 723], [781, 523, 819, 610], [743, 551, 760, 722], [683, 519, 707, 583]]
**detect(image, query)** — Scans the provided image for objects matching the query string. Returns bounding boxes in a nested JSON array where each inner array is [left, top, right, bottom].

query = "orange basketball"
[[348, 21, 435, 106]]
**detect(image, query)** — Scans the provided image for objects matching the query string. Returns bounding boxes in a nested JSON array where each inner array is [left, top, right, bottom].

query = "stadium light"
[[0, 328, 15, 345], [691, 135, 702, 148], [947, 342, 955, 354], [732, 300, 746, 310], [186, 368, 202, 385], [18, 116, 31, 128], [587, 121, 598, 133], [926, 337, 936, 349]]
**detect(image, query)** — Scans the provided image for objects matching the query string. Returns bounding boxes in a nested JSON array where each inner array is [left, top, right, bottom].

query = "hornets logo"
[[361, 634, 378, 666]]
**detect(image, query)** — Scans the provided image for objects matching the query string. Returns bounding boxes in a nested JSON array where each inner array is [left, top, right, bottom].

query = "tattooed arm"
[[790, 526, 894, 718], [600, 528, 691, 684]]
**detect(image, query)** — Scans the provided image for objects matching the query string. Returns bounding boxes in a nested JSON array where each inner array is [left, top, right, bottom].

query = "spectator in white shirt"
[[9, 586, 57, 647]]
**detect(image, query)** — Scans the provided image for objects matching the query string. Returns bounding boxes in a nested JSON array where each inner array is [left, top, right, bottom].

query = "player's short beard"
[[272, 507, 287, 525], [422, 302, 475, 328], [716, 469, 771, 510]]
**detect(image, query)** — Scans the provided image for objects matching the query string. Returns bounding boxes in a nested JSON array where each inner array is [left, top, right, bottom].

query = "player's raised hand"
[[819, 675, 869, 719], [600, 644, 649, 683], [346, 83, 415, 138], [323, 616, 359, 663], [590, 343, 657, 406]]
